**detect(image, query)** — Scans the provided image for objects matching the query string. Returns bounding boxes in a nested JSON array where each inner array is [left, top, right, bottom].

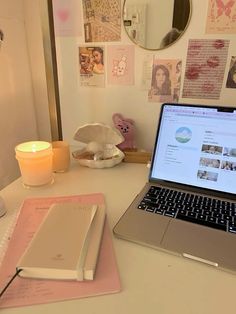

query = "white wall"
[[0, 0, 51, 189], [23, 0, 51, 141], [56, 0, 236, 153]]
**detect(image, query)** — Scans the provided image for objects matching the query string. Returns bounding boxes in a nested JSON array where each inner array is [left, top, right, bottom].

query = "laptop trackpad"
[[114, 208, 170, 247], [161, 219, 236, 270]]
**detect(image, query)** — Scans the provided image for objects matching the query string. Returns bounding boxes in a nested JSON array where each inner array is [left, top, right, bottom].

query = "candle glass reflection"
[[52, 141, 70, 172]]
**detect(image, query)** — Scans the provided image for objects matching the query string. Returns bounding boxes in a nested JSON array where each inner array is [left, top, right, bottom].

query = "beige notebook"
[[84, 204, 106, 280], [17, 202, 105, 281]]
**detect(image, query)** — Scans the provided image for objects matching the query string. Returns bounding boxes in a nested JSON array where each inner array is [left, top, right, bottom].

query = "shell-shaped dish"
[[73, 123, 124, 145], [72, 146, 124, 168]]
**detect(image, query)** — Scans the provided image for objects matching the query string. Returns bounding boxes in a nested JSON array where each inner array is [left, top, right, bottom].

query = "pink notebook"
[[0, 194, 121, 308]]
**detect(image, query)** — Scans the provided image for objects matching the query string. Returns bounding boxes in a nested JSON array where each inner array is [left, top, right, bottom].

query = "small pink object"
[[112, 113, 135, 150]]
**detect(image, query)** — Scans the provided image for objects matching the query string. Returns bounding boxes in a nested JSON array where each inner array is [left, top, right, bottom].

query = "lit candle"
[[15, 141, 53, 187]]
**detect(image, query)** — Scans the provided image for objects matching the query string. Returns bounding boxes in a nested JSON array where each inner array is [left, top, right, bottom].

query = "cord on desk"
[[0, 268, 22, 298]]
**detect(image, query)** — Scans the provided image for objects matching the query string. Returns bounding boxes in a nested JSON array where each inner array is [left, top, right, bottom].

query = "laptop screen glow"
[[150, 104, 236, 194]]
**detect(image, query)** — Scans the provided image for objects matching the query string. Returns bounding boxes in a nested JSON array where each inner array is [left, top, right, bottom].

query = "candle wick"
[[32, 144, 37, 153]]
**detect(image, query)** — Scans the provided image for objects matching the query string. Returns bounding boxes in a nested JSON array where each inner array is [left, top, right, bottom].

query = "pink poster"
[[53, 0, 82, 36], [107, 45, 134, 85], [148, 59, 182, 103], [182, 39, 229, 99], [206, 0, 236, 34]]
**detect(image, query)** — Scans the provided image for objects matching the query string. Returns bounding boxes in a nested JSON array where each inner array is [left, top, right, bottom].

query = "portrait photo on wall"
[[148, 59, 182, 103], [78, 46, 105, 87], [226, 56, 236, 89]]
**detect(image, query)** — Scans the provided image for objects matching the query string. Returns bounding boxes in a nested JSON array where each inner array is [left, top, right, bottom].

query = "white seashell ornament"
[[73, 123, 124, 145], [72, 123, 125, 168]]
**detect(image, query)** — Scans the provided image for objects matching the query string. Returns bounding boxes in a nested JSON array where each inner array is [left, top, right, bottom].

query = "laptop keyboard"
[[138, 186, 236, 234]]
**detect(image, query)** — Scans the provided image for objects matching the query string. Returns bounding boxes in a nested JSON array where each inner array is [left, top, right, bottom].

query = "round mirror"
[[123, 0, 191, 50]]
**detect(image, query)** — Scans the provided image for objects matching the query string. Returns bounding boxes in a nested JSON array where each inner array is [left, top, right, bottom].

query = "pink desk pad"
[[0, 194, 121, 308]]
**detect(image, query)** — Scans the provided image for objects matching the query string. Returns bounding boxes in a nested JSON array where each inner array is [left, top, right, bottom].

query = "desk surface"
[[1, 162, 236, 314]]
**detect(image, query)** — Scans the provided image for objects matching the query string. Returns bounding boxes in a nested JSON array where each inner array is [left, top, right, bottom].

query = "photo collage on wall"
[[52, 0, 236, 101]]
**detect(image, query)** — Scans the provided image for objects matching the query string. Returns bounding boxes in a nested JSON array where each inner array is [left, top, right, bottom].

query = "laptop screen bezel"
[[149, 103, 236, 200]]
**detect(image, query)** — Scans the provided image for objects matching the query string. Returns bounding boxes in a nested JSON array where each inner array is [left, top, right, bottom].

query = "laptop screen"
[[150, 104, 236, 195]]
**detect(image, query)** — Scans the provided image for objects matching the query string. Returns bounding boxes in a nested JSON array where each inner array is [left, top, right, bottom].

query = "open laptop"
[[113, 103, 236, 274]]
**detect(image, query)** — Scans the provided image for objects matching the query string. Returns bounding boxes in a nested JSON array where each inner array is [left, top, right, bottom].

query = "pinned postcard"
[[226, 56, 236, 88], [148, 59, 182, 103], [79, 46, 105, 87], [82, 0, 121, 42], [140, 54, 154, 90], [107, 45, 134, 85], [52, 0, 82, 36], [182, 39, 229, 99], [206, 0, 236, 34]]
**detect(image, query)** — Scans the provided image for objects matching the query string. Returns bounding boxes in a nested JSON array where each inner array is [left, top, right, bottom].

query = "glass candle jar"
[[15, 141, 53, 187]]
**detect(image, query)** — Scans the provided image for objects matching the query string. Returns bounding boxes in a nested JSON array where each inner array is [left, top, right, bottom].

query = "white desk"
[[1, 162, 236, 314]]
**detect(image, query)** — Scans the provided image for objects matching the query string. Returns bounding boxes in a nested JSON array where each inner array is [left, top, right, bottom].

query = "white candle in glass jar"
[[15, 141, 53, 187]]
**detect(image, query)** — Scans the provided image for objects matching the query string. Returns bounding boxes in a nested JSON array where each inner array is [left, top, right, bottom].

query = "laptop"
[[113, 103, 236, 274]]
